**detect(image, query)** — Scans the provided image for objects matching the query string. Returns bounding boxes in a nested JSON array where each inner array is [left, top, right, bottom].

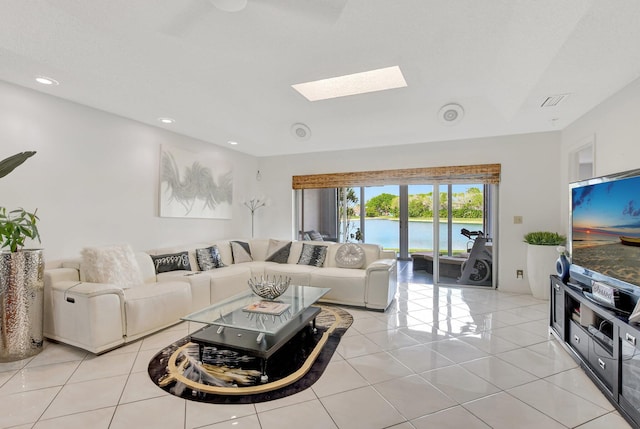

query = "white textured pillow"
[[335, 243, 366, 269], [81, 244, 144, 287]]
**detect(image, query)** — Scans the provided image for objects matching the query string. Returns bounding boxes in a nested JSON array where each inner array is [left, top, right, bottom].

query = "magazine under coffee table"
[[182, 285, 330, 382]]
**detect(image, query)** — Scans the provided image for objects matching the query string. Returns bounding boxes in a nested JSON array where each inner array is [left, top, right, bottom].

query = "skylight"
[[291, 66, 407, 101]]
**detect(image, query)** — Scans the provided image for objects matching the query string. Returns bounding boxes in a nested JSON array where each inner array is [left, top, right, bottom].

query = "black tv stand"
[[550, 275, 640, 428]]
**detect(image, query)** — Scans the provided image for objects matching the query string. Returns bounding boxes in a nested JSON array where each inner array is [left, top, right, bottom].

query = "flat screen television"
[[570, 168, 640, 299]]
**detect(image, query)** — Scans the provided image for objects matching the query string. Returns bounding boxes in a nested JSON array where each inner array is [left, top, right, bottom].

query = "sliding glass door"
[[434, 183, 495, 287], [292, 164, 499, 289]]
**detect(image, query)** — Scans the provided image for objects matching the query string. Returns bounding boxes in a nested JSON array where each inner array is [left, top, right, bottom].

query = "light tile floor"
[[0, 262, 634, 429]]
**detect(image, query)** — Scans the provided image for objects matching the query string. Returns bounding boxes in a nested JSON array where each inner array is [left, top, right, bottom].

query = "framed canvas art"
[[159, 145, 233, 219]]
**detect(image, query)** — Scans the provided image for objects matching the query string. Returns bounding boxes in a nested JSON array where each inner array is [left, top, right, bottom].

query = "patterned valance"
[[292, 164, 501, 189]]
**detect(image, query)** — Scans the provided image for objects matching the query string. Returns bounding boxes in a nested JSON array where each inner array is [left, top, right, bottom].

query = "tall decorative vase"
[[526, 244, 558, 300], [0, 249, 44, 362]]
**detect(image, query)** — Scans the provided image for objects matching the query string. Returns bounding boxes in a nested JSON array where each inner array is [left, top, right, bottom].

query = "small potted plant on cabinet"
[[524, 231, 566, 300], [0, 151, 44, 362]]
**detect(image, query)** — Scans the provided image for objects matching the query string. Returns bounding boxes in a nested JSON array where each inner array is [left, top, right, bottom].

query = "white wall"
[[0, 81, 258, 263], [561, 76, 640, 232], [257, 132, 563, 294]]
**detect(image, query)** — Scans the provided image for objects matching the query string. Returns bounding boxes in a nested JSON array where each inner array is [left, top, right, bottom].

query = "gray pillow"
[[305, 230, 324, 241], [297, 243, 328, 267], [335, 243, 366, 269], [196, 245, 226, 271], [265, 239, 292, 264]]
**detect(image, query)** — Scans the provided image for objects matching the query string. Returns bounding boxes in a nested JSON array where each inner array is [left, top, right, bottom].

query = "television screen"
[[570, 169, 640, 290]]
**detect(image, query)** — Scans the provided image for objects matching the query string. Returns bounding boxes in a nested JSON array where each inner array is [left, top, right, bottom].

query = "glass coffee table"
[[182, 285, 330, 382]]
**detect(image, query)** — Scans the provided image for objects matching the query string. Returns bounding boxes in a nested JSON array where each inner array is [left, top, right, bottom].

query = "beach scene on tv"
[[572, 177, 640, 286]]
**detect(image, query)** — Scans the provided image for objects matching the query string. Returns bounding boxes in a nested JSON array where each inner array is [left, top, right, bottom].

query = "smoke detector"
[[438, 103, 464, 126], [291, 123, 311, 141]]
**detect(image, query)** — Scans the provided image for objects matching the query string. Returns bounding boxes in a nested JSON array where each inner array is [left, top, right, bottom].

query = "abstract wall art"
[[159, 145, 233, 219]]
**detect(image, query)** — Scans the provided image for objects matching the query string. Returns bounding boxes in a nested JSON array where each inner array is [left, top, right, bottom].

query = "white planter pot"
[[526, 244, 558, 300]]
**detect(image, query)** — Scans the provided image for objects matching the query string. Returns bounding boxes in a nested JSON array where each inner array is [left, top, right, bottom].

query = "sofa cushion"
[[310, 267, 366, 306], [209, 241, 232, 266], [150, 251, 191, 274], [335, 243, 366, 269], [123, 281, 191, 338], [134, 252, 157, 284], [231, 241, 253, 263], [81, 244, 144, 287], [297, 243, 328, 267], [196, 245, 226, 271], [265, 239, 292, 264], [264, 263, 316, 286]]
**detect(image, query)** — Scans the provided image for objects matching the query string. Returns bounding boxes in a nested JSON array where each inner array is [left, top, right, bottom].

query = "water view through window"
[[359, 219, 481, 252], [342, 184, 484, 254]]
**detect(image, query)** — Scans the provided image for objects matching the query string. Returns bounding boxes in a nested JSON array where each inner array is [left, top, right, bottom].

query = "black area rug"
[[148, 305, 352, 404]]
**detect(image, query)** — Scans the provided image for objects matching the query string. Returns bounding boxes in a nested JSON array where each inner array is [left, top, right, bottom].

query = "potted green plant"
[[524, 231, 566, 299], [523, 231, 566, 246], [0, 151, 45, 362]]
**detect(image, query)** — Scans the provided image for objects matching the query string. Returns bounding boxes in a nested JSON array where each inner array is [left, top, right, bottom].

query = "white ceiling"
[[2, 0, 640, 157]]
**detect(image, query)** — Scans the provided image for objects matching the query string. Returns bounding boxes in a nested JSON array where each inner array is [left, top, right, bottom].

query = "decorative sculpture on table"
[[248, 275, 291, 300]]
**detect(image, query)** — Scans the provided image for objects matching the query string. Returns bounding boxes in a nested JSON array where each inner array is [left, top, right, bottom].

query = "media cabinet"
[[550, 275, 640, 428]]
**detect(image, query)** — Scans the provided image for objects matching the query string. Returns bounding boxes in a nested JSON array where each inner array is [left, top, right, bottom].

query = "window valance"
[[292, 163, 501, 190]]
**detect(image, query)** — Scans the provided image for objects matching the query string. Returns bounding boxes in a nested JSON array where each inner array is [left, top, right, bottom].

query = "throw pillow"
[[297, 243, 328, 267], [265, 239, 292, 264], [81, 244, 144, 287], [196, 245, 226, 271], [335, 243, 366, 269], [305, 230, 324, 241], [150, 251, 191, 274], [231, 241, 253, 263]]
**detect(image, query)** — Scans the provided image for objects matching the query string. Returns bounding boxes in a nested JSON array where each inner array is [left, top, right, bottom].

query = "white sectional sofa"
[[44, 239, 397, 354]]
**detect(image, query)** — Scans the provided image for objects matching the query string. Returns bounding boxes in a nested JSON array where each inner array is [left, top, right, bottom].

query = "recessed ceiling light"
[[291, 66, 407, 101], [158, 117, 175, 124], [228, 140, 238, 145], [35, 76, 59, 85]]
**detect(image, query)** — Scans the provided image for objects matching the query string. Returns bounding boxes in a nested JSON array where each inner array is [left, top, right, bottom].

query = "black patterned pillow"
[[297, 243, 327, 267], [196, 245, 226, 271], [150, 251, 191, 274], [265, 239, 292, 264], [231, 241, 253, 263]]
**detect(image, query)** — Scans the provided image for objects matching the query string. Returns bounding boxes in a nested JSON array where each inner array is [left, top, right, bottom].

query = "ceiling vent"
[[438, 104, 464, 126], [291, 123, 311, 141], [541, 94, 570, 107]]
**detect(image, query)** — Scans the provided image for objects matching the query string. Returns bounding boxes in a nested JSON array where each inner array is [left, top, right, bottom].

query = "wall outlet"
[[513, 215, 523, 224], [516, 269, 524, 278]]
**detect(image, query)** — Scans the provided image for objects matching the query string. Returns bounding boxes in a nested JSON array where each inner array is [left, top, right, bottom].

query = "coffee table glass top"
[[182, 285, 330, 336]]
